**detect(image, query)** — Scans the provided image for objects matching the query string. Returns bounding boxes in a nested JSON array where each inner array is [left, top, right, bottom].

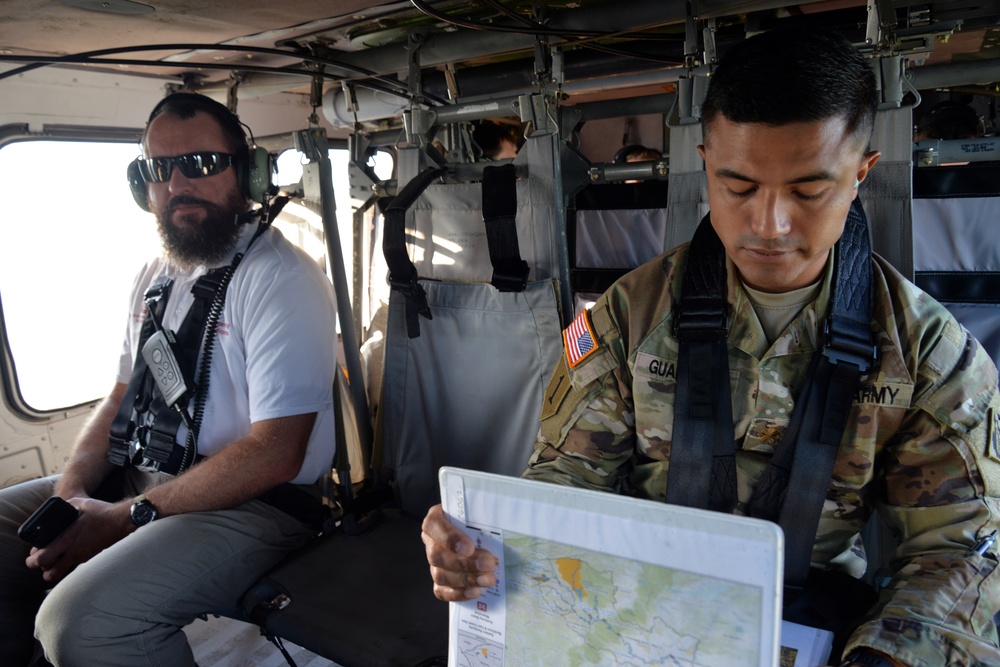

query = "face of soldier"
[[144, 110, 248, 269], [698, 116, 880, 293]]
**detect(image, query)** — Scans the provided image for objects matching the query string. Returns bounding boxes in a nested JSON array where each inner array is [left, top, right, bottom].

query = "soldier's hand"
[[421, 503, 498, 601]]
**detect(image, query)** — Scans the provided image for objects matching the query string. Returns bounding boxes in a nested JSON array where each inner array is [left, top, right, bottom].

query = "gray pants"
[[0, 470, 316, 667]]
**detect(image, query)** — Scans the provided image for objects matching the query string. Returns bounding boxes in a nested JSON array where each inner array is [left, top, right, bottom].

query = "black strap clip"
[[191, 266, 228, 300], [388, 274, 433, 338], [491, 258, 530, 293], [674, 298, 729, 343], [822, 315, 876, 374]]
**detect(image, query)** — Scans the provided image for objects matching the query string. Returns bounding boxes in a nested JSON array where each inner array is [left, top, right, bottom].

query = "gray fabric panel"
[[575, 207, 668, 268], [407, 177, 557, 281], [864, 106, 914, 279], [398, 134, 561, 283], [665, 123, 707, 250], [521, 132, 563, 283], [913, 197, 1000, 271], [382, 279, 563, 517], [912, 194, 1000, 367]]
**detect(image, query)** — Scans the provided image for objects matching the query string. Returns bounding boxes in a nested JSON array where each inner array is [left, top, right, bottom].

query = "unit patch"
[[563, 309, 599, 369], [987, 408, 1000, 464]]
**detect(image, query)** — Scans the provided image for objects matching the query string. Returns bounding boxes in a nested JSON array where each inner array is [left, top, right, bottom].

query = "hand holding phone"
[[18, 496, 80, 548]]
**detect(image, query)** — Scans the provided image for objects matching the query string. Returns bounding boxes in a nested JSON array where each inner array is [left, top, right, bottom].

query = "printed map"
[[455, 531, 762, 667]]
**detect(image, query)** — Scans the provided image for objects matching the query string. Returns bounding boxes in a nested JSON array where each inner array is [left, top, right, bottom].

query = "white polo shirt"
[[117, 224, 338, 484]]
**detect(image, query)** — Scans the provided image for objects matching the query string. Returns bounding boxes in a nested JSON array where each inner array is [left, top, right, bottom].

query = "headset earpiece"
[[245, 146, 273, 205], [127, 159, 151, 212]]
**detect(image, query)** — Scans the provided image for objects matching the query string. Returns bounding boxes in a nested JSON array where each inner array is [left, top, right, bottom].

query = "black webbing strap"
[[776, 198, 875, 587], [671, 199, 876, 587], [482, 163, 529, 292], [383, 166, 446, 338], [106, 267, 232, 471], [107, 277, 172, 467], [666, 217, 736, 512]]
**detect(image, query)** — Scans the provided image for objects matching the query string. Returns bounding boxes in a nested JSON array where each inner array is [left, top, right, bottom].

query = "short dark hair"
[[472, 120, 523, 159], [702, 29, 877, 148], [144, 92, 249, 160], [914, 100, 984, 140]]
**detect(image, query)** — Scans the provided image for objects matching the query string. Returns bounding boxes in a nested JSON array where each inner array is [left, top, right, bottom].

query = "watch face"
[[131, 501, 157, 526]]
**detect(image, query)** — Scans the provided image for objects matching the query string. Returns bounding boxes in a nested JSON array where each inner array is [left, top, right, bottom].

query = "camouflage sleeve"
[[846, 328, 1000, 666], [522, 303, 636, 493]]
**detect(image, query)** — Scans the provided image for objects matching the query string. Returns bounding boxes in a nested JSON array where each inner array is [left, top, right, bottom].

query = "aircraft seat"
[[912, 163, 1000, 365], [570, 180, 670, 310], [233, 139, 565, 666]]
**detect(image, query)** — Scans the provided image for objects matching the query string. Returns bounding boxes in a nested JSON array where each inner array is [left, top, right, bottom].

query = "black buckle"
[[674, 298, 729, 343], [192, 269, 226, 300], [388, 275, 430, 314], [107, 435, 132, 467], [491, 259, 529, 293], [822, 316, 876, 374], [143, 276, 173, 307]]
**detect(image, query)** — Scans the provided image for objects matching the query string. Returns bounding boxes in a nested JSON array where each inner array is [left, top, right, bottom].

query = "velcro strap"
[[383, 166, 446, 338], [483, 164, 529, 292]]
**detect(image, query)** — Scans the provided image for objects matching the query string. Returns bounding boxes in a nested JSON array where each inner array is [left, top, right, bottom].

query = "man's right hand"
[[25, 496, 133, 583], [421, 504, 498, 601]]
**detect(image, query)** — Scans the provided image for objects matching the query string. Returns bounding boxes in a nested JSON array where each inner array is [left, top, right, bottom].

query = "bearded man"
[[0, 93, 338, 667]]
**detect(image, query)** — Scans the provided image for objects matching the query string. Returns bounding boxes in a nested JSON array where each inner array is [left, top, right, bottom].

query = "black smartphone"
[[17, 496, 80, 548]]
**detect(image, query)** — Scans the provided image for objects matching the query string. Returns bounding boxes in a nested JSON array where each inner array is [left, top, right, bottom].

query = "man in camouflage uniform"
[[422, 29, 1000, 667]]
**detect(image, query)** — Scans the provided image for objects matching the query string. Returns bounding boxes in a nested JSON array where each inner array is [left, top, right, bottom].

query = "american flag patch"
[[563, 310, 599, 369]]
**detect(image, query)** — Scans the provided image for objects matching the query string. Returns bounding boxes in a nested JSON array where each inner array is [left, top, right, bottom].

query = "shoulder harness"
[[107, 219, 271, 475], [670, 198, 877, 590]]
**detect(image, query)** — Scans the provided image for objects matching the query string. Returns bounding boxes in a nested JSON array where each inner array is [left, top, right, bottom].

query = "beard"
[[156, 191, 248, 270]]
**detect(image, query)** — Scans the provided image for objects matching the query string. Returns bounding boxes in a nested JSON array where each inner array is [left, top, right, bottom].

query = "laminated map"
[[440, 467, 785, 667]]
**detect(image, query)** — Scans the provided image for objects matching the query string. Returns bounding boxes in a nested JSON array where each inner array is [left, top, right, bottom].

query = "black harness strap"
[[482, 163, 529, 292], [107, 278, 172, 467], [776, 199, 875, 587], [671, 199, 876, 588], [107, 269, 228, 472], [108, 222, 268, 474], [383, 166, 446, 338], [666, 220, 736, 513]]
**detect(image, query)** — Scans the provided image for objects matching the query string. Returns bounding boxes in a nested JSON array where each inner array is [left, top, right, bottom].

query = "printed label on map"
[[455, 523, 506, 666]]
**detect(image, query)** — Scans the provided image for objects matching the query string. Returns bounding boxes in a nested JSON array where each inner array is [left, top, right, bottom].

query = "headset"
[[127, 92, 273, 212]]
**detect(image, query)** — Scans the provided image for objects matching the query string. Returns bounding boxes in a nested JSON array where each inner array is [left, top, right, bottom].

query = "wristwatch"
[[842, 649, 896, 667], [129, 494, 159, 527]]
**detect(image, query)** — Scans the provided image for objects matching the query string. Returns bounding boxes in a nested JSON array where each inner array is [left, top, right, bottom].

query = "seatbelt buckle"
[[822, 316, 877, 374], [388, 275, 432, 316], [106, 434, 132, 467], [143, 276, 173, 308], [674, 298, 729, 343], [191, 268, 226, 300], [491, 259, 529, 293]]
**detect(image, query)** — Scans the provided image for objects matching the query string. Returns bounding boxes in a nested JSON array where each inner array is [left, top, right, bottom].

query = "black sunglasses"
[[135, 152, 236, 183]]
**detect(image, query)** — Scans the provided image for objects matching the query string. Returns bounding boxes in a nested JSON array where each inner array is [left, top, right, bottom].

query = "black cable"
[[579, 42, 684, 65], [480, 0, 539, 28], [412, 0, 682, 65], [479, 0, 683, 64], [0, 43, 449, 106], [410, 0, 678, 41], [483, 0, 684, 65], [0, 53, 450, 106], [0, 43, 398, 88]]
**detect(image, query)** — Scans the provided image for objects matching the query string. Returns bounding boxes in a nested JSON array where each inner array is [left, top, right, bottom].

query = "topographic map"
[[454, 531, 762, 667]]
